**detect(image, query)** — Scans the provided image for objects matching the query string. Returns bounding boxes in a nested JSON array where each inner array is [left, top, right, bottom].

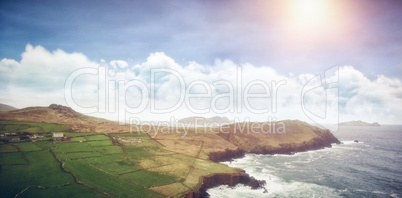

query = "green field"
[[0, 121, 237, 197], [0, 120, 71, 133], [0, 150, 101, 198], [120, 170, 176, 187], [86, 140, 113, 146], [84, 135, 110, 141], [0, 152, 28, 165], [0, 121, 180, 197], [14, 142, 43, 152], [34, 140, 54, 149], [91, 161, 140, 175], [0, 144, 18, 152], [93, 145, 123, 155], [19, 184, 104, 198]]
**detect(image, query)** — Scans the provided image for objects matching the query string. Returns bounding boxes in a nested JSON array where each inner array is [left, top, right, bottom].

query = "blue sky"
[[1, 0, 401, 78], [1, 0, 402, 124]]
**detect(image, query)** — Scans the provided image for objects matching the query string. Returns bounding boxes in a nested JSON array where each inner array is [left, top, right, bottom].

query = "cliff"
[[185, 170, 266, 198], [187, 121, 341, 197], [209, 148, 245, 162]]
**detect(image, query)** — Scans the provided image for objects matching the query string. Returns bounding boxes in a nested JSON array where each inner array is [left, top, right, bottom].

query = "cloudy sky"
[[1, 0, 402, 125]]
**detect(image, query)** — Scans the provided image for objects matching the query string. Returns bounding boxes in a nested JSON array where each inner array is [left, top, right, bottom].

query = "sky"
[[1, 0, 402, 125]]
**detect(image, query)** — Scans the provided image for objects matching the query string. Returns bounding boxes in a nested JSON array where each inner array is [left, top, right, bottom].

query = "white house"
[[52, 132, 64, 138]]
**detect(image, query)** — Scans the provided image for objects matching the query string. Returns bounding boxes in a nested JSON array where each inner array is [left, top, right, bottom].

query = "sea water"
[[207, 125, 402, 197]]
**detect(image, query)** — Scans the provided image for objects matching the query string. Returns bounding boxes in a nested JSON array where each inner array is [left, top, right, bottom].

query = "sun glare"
[[290, 0, 331, 28]]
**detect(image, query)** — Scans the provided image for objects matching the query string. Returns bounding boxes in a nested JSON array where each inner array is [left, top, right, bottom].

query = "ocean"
[[207, 125, 402, 197]]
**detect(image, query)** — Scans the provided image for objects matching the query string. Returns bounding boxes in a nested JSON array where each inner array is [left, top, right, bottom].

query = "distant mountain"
[[178, 116, 231, 125], [0, 103, 18, 112], [339, 120, 380, 126]]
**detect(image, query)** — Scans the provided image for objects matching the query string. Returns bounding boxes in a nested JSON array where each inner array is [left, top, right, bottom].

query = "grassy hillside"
[[0, 104, 129, 133], [215, 120, 340, 153], [0, 143, 103, 198], [0, 121, 238, 197], [0, 105, 340, 197], [0, 120, 71, 133]]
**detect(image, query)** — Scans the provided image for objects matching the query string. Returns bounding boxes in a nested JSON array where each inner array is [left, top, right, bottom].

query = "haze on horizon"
[[1, 0, 402, 125]]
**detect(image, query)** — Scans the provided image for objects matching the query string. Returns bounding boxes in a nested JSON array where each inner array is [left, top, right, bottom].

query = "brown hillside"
[[141, 119, 340, 160], [0, 104, 340, 157], [215, 120, 340, 154], [0, 104, 129, 133]]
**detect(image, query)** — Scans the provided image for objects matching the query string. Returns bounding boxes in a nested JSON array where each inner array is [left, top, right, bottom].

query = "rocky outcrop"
[[194, 121, 341, 197], [208, 148, 245, 162], [185, 170, 266, 198], [48, 104, 77, 117]]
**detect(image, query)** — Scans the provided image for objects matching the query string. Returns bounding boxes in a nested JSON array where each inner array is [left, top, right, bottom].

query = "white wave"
[[212, 153, 341, 197], [261, 168, 274, 174], [341, 140, 362, 144], [207, 184, 268, 198], [390, 191, 400, 198], [372, 190, 387, 195], [283, 162, 295, 169], [354, 189, 367, 192], [208, 176, 342, 198]]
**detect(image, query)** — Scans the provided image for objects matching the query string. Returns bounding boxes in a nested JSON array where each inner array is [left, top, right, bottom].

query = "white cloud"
[[110, 60, 128, 70], [1, 44, 401, 124], [338, 66, 402, 123], [0, 44, 99, 107]]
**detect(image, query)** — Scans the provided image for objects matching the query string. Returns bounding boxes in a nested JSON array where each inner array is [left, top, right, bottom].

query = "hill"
[[0, 104, 128, 132], [0, 103, 18, 112], [339, 120, 380, 126]]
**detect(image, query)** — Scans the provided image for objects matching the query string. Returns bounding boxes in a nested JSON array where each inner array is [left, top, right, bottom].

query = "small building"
[[52, 132, 64, 140], [52, 132, 70, 141]]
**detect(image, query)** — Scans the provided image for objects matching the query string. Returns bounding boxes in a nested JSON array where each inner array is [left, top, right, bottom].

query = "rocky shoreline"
[[186, 130, 340, 197], [185, 170, 266, 198]]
